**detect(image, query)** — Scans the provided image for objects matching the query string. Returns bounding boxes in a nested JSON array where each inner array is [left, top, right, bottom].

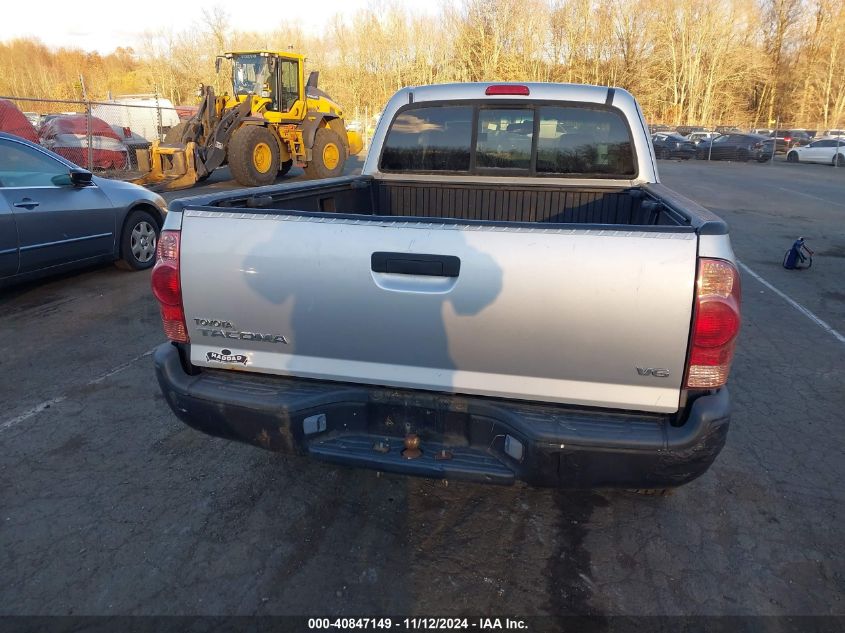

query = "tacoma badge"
[[198, 329, 288, 344]]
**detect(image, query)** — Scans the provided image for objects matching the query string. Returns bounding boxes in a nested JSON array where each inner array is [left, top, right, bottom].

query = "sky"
[[0, 0, 445, 53]]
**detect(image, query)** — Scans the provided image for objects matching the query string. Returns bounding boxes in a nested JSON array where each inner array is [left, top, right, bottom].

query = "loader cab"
[[224, 51, 305, 123]]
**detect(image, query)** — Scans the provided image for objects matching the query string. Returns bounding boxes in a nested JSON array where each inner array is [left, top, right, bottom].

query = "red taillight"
[[784, 136, 791, 142], [151, 230, 189, 343], [485, 84, 530, 96], [151, 263, 179, 305], [692, 301, 740, 347], [685, 259, 741, 388]]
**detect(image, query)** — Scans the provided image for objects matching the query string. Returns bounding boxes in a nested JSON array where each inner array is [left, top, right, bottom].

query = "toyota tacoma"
[[152, 83, 741, 490]]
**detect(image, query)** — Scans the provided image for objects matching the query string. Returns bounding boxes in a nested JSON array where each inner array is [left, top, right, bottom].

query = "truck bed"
[[197, 175, 718, 230]]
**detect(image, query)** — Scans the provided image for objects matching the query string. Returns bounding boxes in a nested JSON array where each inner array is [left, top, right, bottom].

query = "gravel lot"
[[1, 156, 843, 621]]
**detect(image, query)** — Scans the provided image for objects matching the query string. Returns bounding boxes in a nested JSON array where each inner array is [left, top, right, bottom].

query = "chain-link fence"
[[0, 95, 186, 177]]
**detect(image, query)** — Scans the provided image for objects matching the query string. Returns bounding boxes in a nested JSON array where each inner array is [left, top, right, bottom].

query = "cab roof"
[[225, 50, 305, 61]]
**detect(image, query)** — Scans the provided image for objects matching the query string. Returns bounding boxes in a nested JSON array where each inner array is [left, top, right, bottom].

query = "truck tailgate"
[[179, 210, 697, 413]]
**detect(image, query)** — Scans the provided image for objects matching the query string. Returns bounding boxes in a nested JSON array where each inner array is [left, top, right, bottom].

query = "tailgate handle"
[[371, 252, 460, 277]]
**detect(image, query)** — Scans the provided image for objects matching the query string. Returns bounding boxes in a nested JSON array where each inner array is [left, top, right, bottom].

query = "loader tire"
[[164, 121, 188, 145], [229, 126, 280, 187], [304, 128, 346, 180]]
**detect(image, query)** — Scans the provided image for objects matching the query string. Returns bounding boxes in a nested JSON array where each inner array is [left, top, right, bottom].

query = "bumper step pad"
[[309, 434, 515, 485]]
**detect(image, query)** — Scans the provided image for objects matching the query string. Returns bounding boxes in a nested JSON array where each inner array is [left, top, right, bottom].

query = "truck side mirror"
[[215, 57, 221, 74], [307, 71, 319, 90]]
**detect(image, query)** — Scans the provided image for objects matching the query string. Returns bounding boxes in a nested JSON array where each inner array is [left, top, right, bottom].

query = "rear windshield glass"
[[379, 106, 473, 172], [476, 109, 534, 169], [380, 103, 636, 177]]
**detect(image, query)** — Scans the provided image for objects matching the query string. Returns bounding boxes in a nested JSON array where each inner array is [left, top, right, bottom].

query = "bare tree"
[[3, 0, 843, 130], [760, 0, 803, 124]]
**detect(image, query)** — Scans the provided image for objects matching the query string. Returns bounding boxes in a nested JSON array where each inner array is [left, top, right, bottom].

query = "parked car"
[[0, 132, 167, 287], [687, 131, 720, 145], [786, 137, 845, 166], [0, 99, 40, 143], [696, 133, 768, 161], [651, 132, 696, 159], [154, 83, 740, 493], [22, 112, 43, 129], [768, 129, 811, 153], [39, 115, 130, 170]]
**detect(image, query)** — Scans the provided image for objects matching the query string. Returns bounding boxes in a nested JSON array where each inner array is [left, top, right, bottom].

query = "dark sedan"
[[0, 132, 167, 288], [767, 130, 811, 154], [695, 133, 768, 161], [651, 133, 697, 159]]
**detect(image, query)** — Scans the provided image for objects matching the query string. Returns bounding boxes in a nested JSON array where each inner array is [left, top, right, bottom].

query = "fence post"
[[86, 101, 93, 171], [770, 117, 778, 164], [155, 92, 163, 142]]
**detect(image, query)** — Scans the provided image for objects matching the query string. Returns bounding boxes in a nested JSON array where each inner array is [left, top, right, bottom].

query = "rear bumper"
[[154, 343, 730, 488]]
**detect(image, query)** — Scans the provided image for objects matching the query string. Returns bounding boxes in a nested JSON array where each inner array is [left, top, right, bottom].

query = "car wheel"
[[835, 153, 844, 167], [787, 151, 799, 163], [116, 209, 159, 271]]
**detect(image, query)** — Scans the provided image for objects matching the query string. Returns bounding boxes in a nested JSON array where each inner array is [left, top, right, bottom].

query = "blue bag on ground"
[[783, 237, 813, 269]]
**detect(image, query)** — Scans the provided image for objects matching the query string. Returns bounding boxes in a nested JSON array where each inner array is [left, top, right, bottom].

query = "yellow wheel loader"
[[134, 51, 363, 190]]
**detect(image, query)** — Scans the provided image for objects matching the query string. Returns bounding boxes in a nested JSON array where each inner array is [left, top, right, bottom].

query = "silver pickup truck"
[[152, 83, 741, 490]]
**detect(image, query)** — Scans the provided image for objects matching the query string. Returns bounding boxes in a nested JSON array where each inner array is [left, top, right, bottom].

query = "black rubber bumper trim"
[[154, 343, 730, 488]]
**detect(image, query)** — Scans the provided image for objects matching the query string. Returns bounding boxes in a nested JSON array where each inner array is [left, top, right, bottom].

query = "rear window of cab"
[[379, 103, 637, 178]]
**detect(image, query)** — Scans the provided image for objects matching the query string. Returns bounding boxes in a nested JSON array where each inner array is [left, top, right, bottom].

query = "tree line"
[[1, 0, 843, 129]]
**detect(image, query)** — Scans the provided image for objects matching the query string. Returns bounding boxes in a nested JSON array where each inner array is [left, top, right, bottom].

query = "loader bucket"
[[346, 130, 364, 156], [132, 141, 201, 191]]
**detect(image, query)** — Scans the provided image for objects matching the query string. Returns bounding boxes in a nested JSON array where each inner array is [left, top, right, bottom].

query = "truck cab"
[[221, 51, 347, 124]]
